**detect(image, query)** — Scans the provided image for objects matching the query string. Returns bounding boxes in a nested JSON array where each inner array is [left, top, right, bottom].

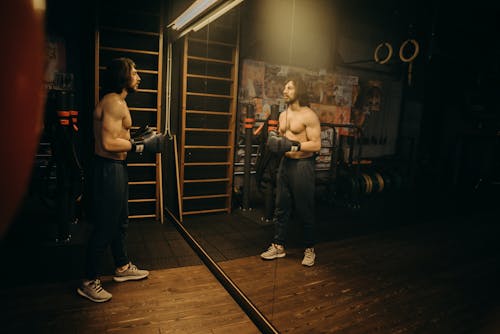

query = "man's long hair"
[[102, 57, 135, 95], [286, 75, 310, 107]]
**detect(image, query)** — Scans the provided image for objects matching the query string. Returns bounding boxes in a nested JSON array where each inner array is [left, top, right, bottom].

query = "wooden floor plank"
[[0, 265, 261, 334], [219, 220, 500, 334]]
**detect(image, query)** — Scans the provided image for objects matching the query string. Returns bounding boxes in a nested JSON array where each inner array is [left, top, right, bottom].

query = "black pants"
[[84, 155, 129, 280], [273, 156, 316, 248]]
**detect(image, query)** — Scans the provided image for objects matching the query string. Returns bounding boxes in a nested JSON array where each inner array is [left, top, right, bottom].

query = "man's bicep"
[[306, 114, 322, 151], [278, 112, 286, 135], [307, 114, 321, 140]]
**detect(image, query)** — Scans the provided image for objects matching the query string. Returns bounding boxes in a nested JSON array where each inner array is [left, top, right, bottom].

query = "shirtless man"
[[260, 76, 321, 266], [78, 58, 164, 303]]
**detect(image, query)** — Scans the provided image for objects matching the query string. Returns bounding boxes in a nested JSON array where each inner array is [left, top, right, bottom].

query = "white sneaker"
[[77, 279, 112, 303], [113, 262, 149, 282], [302, 247, 315, 267], [260, 243, 286, 260]]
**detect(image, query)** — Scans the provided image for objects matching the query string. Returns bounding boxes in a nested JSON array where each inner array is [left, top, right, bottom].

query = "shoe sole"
[[77, 288, 112, 303], [113, 273, 149, 282], [260, 252, 286, 260], [302, 256, 316, 267]]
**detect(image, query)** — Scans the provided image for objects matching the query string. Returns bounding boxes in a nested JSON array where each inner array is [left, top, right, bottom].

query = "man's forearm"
[[298, 140, 321, 152]]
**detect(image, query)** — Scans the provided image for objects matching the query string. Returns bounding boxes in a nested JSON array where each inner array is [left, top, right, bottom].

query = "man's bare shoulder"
[[301, 105, 315, 113], [99, 93, 121, 107], [99, 93, 127, 116], [301, 106, 320, 121]]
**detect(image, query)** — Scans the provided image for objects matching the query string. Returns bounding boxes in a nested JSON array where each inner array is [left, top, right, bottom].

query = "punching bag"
[[0, 1, 46, 237], [242, 104, 255, 210]]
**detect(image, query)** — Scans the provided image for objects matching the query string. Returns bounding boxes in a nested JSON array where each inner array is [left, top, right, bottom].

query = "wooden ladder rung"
[[184, 178, 229, 183], [187, 92, 233, 99], [183, 194, 230, 200], [128, 163, 157, 167], [98, 67, 159, 75], [184, 162, 231, 166], [136, 88, 158, 93], [129, 107, 158, 112], [182, 208, 229, 215], [128, 214, 157, 219], [137, 69, 159, 74], [128, 198, 156, 203], [100, 46, 159, 55], [187, 74, 233, 82], [129, 181, 156, 185], [188, 37, 236, 48], [186, 110, 232, 116], [187, 55, 233, 64], [100, 26, 160, 37]]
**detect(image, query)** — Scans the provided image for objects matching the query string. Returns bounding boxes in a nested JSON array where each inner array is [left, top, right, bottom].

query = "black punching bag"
[[261, 104, 280, 220], [242, 104, 255, 210]]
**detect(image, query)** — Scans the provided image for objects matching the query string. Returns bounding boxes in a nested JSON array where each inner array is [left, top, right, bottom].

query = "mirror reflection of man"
[[260, 75, 321, 266]]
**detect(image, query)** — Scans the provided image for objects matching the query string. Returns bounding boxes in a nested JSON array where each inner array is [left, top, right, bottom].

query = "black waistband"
[[93, 154, 127, 165], [284, 155, 316, 162]]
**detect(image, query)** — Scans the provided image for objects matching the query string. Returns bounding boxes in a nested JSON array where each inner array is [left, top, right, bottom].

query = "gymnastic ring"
[[374, 172, 384, 192], [399, 39, 419, 63], [374, 42, 393, 64]]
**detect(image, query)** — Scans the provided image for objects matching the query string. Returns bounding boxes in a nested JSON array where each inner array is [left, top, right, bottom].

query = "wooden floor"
[[219, 217, 500, 333], [0, 265, 261, 334], [2, 187, 500, 333], [2, 214, 499, 333]]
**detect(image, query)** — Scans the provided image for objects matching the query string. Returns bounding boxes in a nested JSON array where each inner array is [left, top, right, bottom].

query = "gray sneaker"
[[260, 243, 286, 260], [302, 247, 315, 267], [113, 262, 149, 282], [77, 279, 112, 303]]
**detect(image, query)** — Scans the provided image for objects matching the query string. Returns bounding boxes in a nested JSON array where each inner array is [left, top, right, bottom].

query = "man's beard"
[[285, 95, 298, 105], [126, 85, 138, 94]]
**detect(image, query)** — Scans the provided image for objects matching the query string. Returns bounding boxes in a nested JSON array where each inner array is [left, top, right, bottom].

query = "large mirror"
[[167, 0, 402, 330], [166, 0, 500, 333]]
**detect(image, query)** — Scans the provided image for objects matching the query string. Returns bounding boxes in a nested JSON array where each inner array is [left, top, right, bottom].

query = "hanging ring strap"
[[399, 39, 420, 62], [374, 42, 393, 64]]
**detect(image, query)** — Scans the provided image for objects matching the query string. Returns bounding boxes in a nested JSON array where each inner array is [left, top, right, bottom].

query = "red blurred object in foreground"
[[0, 1, 46, 237]]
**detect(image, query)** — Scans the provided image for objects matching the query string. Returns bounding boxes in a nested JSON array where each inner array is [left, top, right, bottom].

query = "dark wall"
[[396, 0, 499, 212], [240, 0, 335, 69], [45, 0, 96, 167], [410, 1, 499, 209]]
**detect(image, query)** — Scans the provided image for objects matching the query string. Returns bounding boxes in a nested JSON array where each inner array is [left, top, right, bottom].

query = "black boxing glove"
[[130, 133, 166, 154], [132, 124, 154, 140], [267, 131, 301, 154]]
